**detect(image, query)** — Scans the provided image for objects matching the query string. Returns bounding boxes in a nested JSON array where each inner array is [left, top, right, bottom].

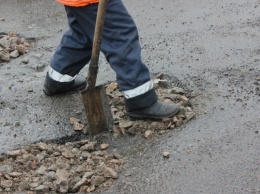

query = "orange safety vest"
[[56, 0, 99, 7]]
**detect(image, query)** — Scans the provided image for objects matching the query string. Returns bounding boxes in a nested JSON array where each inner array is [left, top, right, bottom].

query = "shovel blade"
[[81, 85, 113, 135]]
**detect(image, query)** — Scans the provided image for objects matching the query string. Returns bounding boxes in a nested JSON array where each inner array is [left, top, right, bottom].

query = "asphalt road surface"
[[0, 0, 259, 193]]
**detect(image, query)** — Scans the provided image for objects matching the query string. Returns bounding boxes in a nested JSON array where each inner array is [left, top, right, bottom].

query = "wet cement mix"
[[0, 33, 196, 193]]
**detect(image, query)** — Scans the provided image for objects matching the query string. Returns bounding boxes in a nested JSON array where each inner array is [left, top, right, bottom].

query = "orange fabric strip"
[[56, 0, 99, 7]]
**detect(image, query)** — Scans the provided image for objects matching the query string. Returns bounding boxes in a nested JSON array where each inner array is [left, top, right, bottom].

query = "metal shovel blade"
[[81, 85, 113, 135]]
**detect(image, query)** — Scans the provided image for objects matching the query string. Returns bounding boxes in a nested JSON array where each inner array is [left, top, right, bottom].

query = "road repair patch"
[[0, 74, 196, 193]]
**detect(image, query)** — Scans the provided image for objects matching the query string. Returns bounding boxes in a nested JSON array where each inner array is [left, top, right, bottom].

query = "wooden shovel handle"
[[87, 0, 107, 89]]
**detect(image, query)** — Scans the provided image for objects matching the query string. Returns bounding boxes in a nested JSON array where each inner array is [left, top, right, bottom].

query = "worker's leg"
[[43, 6, 93, 95], [65, 0, 179, 118], [101, 0, 157, 112], [45, 1, 179, 117]]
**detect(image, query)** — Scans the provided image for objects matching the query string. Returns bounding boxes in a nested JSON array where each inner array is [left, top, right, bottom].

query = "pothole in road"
[[0, 74, 200, 193]]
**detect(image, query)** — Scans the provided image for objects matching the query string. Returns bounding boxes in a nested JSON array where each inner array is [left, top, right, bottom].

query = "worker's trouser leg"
[[50, 0, 157, 111]]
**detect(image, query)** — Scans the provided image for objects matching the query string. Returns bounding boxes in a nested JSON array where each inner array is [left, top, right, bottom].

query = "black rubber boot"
[[127, 100, 180, 119], [43, 73, 86, 96]]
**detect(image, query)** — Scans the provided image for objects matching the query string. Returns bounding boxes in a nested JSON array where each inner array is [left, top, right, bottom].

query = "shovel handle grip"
[[87, 0, 107, 89]]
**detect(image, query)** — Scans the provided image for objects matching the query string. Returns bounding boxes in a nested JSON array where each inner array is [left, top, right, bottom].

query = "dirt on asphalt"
[[0, 0, 260, 193]]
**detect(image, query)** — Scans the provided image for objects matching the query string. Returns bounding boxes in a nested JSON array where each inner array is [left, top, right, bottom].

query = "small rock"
[[83, 184, 95, 193], [30, 182, 40, 188], [70, 117, 84, 131], [54, 169, 70, 193], [0, 165, 13, 174], [35, 185, 48, 192], [170, 125, 175, 129], [16, 44, 27, 54], [79, 186, 89, 193], [43, 182, 54, 190], [119, 127, 126, 135], [0, 53, 10, 62], [103, 166, 119, 179], [158, 130, 167, 135], [100, 144, 109, 150], [144, 130, 153, 139], [162, 152, 170, 158], [22, 153, 35, 161], [56, 169, 70, 181], [164, 98, 173, 103], [116, 111, 125, 117], [78, 139, 89, 145], [8, 172, 23, 177], [10, 50, 19, 58], [37, 153, 49, 161], [70, 117, 80, 125], [173, 116, 179, 123], [22, 57, 29, 64], [36, 165, 47, 175], [7, 149, 22, 156], [52, 152, 61, 157], [23, 41, 30, 47], [72, 177, 90, 192], [119, 121, 133, 128], [80, 151, 91, 160], [184, 112, 196, 123], [62, 149, 75, 159], [46, 171, 56, 179], [36, 142, 49, 151], [106, 82, 118, 93], [0, 18, 5, 21], [91, 176, 106, 186], [56, 161, 70, 170], [186, 106, 192, 112], [175, 118, 184, 127], [53, 179, 69, 193], [255, 76, 260, 81], [83, 172, 94, 179], [81, 142, 96, 152], [33, 177, 41, 182], [109, 159, 125, 164], [8, 31, 18, 37], [0, 36, 11, 48], [30, 160, 38, 170], [170, 87, 185, 94], [1, 180, 13, 188], [73, 122, 85, 131], [113, 153, 122, 159], [179, 95, 189, 106]]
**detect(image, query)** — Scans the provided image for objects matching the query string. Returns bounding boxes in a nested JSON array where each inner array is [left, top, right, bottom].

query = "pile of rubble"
[[0, 141, 124, 193], [70, 75, 196, 139], [0, 31, 30, 62], [106, 75, 196, 138]]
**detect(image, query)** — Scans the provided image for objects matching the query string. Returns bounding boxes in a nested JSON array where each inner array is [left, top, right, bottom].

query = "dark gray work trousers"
[[50, 0, 157, 111]]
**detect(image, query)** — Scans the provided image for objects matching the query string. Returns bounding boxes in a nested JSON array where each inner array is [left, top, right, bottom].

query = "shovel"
[[81, 0, 113, 135]]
